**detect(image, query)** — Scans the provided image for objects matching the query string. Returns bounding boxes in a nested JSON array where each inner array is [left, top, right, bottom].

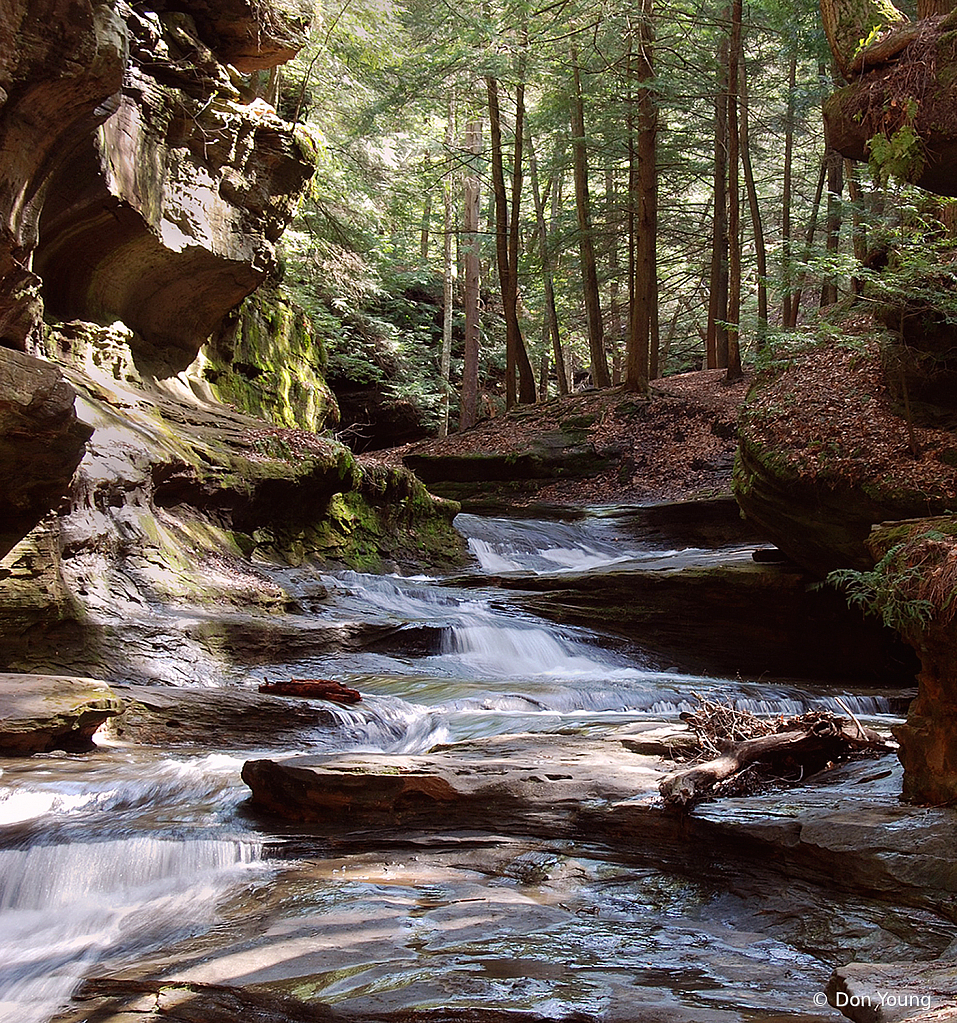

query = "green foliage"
[[866, 202, 957, 330], [826, 543, 936, 632], [867, 116, 926, 188]]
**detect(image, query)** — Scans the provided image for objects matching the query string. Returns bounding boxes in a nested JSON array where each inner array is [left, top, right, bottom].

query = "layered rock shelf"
[[0, 671, 123, 753]]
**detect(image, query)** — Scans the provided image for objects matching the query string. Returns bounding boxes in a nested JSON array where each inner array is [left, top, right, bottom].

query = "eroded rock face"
[[866, 517, 957, 804], [34, 5, 315, 367], [167, 0, 315, 72], [0, 347, 92, 558], [733, 347, 957, 576], [0, 320, 465, 683], [509, 559, 915, 684], [0, 0, 127, 348]]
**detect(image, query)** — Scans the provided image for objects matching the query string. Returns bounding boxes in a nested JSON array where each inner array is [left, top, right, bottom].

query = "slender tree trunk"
[[570, 45, 611, 389], [487, 76, 534, 407], [739, 49, 768, 342], [459, 119, 483, 431], [650, 270, 660, 380], [625, 5, 658, 393], [725, 0, 743, 383], [844, 158, 867, 295], [821, 145, 844, 307], [420, 157, 432, 263], [528, 131, 568, 395], [788, 154, 828, 327], [606, 165, 623, 384], [538, 350, 549, 401], [511, 78, 536, 404], [439, 95, 455, 438], [781, 50, 797, 328], [706, 15, 730, 369]]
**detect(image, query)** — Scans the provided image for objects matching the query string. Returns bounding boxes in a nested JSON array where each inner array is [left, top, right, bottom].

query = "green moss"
[[202, 286, 338, 433]]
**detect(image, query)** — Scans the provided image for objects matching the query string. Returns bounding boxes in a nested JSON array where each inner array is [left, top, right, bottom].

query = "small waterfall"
[[0, 752, 271, 1023], [458, 514, 664, 575], [0, 835, 265, 1023]]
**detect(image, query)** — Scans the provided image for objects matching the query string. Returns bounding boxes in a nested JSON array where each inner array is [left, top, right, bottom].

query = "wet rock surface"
[[0, 321, 465, 683], [242, 737, 957, 922], [503, 558, 915, 684], [46, 740, 957, 1023], [107, 681, 379, 749], [827, 961, 957, 1022], [0, 671, 124, 753]]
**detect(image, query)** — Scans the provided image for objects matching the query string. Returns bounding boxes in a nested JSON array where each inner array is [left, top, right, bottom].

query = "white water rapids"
[[0, 512, 907, 1023]]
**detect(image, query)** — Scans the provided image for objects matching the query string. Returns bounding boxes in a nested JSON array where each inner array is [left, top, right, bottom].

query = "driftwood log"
[[258, 678, 362, 705], [659, 711, 893, 809]]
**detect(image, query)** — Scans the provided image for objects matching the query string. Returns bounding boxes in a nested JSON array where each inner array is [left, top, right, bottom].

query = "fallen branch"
[[659, 706, 893, 810], [258, 678, 362, 705]]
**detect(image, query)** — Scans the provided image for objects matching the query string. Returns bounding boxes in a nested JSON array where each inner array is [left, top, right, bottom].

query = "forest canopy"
[[265, 0, 955, 444]]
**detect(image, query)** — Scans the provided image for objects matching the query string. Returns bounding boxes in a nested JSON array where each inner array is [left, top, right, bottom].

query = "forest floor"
[[386, 334, 957, 513], [384, 368, 752, 507]]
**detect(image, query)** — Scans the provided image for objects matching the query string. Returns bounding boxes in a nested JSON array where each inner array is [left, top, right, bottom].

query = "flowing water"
[[0, 512, 926, 1023]]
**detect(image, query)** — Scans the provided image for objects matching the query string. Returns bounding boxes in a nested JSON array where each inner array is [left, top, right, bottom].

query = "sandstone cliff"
[[0, 0, 466, 685]]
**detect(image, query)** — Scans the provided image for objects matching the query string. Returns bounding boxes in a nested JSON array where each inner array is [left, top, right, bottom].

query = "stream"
[[0, 512, 935, 1023]]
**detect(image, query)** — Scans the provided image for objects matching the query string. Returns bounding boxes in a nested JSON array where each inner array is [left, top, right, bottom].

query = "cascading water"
[[0, 512, 909, 1022], [0, 753, 270, 1023], [273, 514, 894, 748]]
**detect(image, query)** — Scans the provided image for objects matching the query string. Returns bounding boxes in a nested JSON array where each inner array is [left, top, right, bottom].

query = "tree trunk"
[[511, 78, 536, 404], [918, 0, 957, 14], [528, 131, 568, 396], [821, 0, 906, 78], [787, 154, 827, 327], [420, 155, 432, 264], [487, 76, 534, 408], [606, 165, 623, 384], [781, 49, 796, 328], [725, 0, 743, 384], [844, 159, 867, 296], [821, 145, 844, 307], [459, 119, 483, 431], [739, 48, 767, 343], [570, 45, 611, 389], [625, 7, 658, 393], [706, 15, 730, 369], [439, 95, 455, 438]]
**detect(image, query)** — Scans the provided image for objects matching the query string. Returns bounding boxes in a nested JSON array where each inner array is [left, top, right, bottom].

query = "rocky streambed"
[[0, 507, 954, 1023]]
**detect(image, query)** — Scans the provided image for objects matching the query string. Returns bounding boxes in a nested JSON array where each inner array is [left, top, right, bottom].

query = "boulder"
[[0, 347, 92, 558], [0, 671, 123, 753], [824, 14, 957, 197]]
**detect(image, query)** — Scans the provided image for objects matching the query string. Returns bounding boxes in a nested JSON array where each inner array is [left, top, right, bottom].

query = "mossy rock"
[[204, 287, 339, 434]]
